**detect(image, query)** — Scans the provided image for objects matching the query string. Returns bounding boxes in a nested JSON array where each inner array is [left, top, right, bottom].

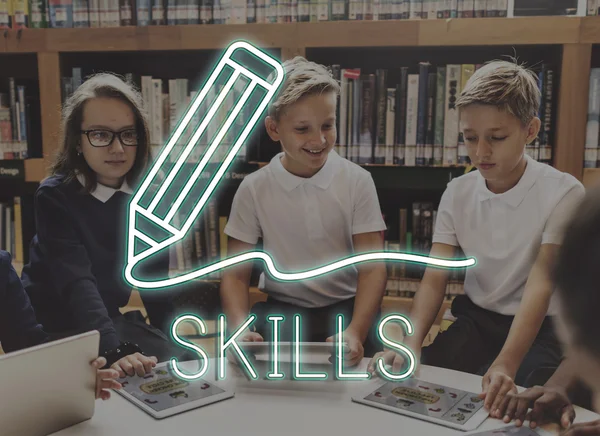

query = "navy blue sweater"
[[21, 175, 174, 353], [0, 251, 48, 353]]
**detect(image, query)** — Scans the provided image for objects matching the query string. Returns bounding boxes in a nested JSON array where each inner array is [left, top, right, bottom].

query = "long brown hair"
[[50, 72, 152, 193]]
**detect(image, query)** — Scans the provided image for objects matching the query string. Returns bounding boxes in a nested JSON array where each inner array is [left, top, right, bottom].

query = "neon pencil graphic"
[[124, 41, 476, 290]]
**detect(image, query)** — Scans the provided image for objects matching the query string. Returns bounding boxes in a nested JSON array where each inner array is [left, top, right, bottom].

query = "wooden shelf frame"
[[2, 17, 598, 54], [2, 16, 598, 182]]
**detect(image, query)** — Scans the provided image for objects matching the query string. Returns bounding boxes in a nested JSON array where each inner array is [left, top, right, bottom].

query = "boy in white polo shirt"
[[220, 57, 388, 366], [369, 60, 585, 414]]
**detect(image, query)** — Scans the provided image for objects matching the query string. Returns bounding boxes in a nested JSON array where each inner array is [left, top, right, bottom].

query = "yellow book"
[[13, 197, 23, 264]]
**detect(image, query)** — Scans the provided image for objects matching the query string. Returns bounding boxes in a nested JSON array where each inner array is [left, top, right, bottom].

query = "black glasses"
[[81, 129, 139, 147]]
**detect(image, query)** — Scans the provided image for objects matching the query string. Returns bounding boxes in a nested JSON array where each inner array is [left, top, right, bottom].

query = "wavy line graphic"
[[124, 41, 475, 290]]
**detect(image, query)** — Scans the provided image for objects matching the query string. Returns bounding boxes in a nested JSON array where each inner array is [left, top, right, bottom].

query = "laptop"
[[0, 330, 100, 436]]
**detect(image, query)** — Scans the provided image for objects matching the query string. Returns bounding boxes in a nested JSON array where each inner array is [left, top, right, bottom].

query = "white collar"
[[270, 150, 339, 192], [476, 154, 540, 208], [76, 174, 133, 203]]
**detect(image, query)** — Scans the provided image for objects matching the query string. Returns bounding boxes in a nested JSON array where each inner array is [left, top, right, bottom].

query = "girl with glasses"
[[20, 73, 188, 374]]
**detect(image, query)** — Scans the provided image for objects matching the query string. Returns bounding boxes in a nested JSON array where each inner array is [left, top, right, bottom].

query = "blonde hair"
[[50, 72, 152, 193], [456, 60, 540, 125], [267, 56, 340, 120]]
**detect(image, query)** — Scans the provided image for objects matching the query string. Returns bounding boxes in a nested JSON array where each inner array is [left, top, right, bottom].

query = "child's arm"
[[219, 237, 260, 338], [368, 243, 454, 374], [369, 182, 457, 374], [404, 243, 455, 352], [481, 243, 556, 414], [220, 179, 262, 338], [502, 358, 577, 429], [332, 230, 387, 366], [33, 187, 121, 352], [483, 184, 585, 416], [0, 251, 49, 353]]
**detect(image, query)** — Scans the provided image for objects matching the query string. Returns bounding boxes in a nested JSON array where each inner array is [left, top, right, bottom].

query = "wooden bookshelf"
[[0, 17, 593, 54], [24, 158, 46, 182], [583, 168, 600, 188], [1, 16, 597, 182]]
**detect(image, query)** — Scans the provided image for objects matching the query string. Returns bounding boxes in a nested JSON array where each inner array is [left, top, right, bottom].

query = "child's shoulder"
[[534, 160, 582, 191], [444, 169, 480, 195], [36, 174, 79, 200], [336, 155, 373, 178]]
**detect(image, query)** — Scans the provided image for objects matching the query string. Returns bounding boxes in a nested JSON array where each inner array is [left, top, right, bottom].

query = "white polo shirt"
[[224, 150, 387, 308], [433, 154, 585, 316]]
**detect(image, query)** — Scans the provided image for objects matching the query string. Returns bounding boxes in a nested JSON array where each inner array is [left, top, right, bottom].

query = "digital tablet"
[[115, 361, 234, 419], [352, 377, 490, 432]]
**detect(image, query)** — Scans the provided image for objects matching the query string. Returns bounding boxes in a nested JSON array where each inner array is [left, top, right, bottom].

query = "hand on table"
[[480, 363, 517, 418], [366, 346, 421, 377], [226, 331, 263, 365], [500, 385, 575, 429], [326, 328, 364, 368], [559, 420, 600, 435], [111, 352, 158, 378], [92, 357, 121, 401]]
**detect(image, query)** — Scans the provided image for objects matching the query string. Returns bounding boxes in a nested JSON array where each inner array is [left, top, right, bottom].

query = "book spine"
[[12, 0, 29, 28], [17, 86, 26, 143], [425, 71, 436, 166], [359, 74, 375, 165], [585, 68, 600, 168], [443, 65, 460, 166], [394, 67, 408, 165], [88, 0, 100, 26], [374, 69, 387, 164], [409, 0, 420, 17], [296, 0, 308, 19], [541, 66, 554, 166], [385, 88, 396, 165], [405, 74, 419, 167], [0, 0, 10, 28], [433, 66, 446, 166], [136, 0, 150, 24], [8, 78, 17, 143], [338, 69, 349, 159], [457, 64, 474, 165], [416, 63, 429, 166]]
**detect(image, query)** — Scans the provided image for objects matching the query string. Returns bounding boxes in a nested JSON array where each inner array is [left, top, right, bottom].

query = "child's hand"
[[226, 331, 263, 365], [560, 420, 600, 435], [481, 364, 518, 419], [111, 353, 158, 378], [367, 347, 421, 377], [500, 385, 574, 429], [92, 357, 121, 401], [326, 328, 364, 367]]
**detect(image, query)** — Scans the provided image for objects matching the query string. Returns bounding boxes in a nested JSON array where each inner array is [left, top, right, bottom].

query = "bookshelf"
[[1, 17, 597, 181], [1, 16, 599, 316]]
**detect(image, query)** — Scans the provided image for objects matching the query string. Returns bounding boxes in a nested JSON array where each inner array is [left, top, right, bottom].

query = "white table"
[[51, 357, 600, 436]]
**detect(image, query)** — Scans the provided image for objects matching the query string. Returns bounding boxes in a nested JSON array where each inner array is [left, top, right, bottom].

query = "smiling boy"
[[370, 60, 585, 413], [220, 57, 388, 366]]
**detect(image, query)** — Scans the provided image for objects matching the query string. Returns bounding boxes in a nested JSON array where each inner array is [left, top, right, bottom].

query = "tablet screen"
[[363, 378, 485, 426], [118, 366, 226, 413]]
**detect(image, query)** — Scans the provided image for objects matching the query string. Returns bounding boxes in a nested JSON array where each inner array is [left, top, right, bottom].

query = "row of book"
[[330, 62, 555, 167], [62, 60, 555, 168], [1, 0, 511, 29], [1, 79, 30, 160], [584, 68, 600, 168]]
